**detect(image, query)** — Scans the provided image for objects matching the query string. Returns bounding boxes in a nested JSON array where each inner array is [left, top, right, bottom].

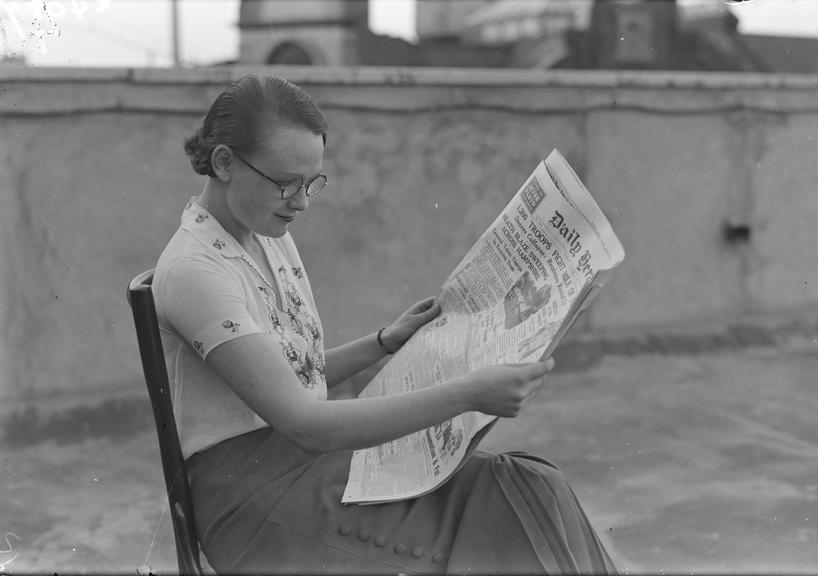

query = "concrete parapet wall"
[[2, 66, 817, 399]]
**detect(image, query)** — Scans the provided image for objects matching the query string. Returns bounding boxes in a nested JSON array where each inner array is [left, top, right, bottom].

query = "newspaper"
[[341, 150, 625, 505]]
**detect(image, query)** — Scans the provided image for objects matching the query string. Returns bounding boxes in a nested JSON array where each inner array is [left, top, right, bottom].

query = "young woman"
[[153, 73, 616, 574]]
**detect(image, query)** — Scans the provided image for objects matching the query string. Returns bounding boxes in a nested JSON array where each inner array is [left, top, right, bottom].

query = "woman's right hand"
[[466, 359, 556, 417]]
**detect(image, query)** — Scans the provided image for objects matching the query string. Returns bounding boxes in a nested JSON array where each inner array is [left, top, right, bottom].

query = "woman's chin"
[[261, 223, 289, 238]]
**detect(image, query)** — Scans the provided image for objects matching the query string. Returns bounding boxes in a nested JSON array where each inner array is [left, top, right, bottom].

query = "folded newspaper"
[[342, 149, 626, 505]]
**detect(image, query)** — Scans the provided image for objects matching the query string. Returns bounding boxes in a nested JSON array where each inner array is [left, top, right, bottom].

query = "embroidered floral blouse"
[[153, 197, 327, 459]]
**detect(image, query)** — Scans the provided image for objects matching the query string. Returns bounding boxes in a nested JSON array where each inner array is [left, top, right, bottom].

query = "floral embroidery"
[[222, 320, 240, 333], [313, 351, 326, 377], [295, 352, 317, 390], [213, 239, 226, 250], [193, 341, 204, 354], [296, 351, 326, 390], [287, 288, 304, 309], [287, 310, 304, 336], [230, 234, 325, 392], [281, 339, 300, 364], [306, 318, 322, 343], [195, 213, 209, 223]]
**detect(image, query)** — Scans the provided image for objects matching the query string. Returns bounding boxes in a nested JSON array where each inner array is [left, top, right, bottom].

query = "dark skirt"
[[187, 427, 616, 575]]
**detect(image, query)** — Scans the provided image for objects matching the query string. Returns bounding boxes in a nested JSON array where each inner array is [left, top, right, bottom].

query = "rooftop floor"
[[3, 342, 818, 573]]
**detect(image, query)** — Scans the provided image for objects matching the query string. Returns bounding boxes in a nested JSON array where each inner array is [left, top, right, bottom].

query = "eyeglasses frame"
[[233, 151, 327, 200]]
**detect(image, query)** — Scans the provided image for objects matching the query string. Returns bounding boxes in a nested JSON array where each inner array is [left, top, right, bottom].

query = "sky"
[[0, 0, 816, 67]]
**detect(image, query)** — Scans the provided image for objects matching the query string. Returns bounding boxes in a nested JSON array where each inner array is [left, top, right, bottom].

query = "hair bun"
[[183, 129, 216, 177]]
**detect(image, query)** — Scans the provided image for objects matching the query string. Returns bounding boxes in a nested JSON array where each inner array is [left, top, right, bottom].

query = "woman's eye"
[[279, 178, 302, 190]]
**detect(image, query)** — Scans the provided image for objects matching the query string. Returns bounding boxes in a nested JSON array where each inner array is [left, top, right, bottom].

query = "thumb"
[[526, 358, 554, 378], [411, 297, 437, 314], [417, 300, 441, 318]]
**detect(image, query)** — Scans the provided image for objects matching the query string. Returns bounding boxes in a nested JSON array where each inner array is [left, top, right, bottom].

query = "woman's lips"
[[277, 214, 294, 222]]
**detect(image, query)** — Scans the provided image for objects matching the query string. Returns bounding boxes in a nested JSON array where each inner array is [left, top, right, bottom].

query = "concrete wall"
[[1, 66, 817, 400]]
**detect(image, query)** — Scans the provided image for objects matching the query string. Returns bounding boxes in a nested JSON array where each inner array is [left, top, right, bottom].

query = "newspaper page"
[[342, 150, 625, 504]]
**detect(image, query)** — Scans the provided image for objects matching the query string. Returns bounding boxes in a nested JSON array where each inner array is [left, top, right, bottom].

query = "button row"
[[336, 525, 445, 563]]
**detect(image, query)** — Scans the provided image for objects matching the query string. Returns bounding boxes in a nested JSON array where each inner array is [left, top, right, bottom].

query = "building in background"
[[239, 0, 508, 67], [239, 0, 369, 65], [238, 0, 818, 73]]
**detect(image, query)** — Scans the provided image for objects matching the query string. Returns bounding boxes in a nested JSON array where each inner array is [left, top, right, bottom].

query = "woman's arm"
[[159, 259, 552, 453], [206, 332, 553, 454], [323, 332, 388, 389], [323, 297, 441, 388]]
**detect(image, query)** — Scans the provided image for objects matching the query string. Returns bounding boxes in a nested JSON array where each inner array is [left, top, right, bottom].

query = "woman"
[[154, 73, 615, 574]]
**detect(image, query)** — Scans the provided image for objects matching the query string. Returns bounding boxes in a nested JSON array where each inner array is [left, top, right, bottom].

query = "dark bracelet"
[[377, 327, 397, 355]]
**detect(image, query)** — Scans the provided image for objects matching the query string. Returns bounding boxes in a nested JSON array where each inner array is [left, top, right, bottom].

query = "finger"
[[416, 308, 442, 328], [524, 360, 553, 379], [526, 371, 547, 390], [423, 302, 442, 316], [534, 358, 555, 373], [502, 360, 551, 372], [526, 385, 540, 401], [413, 296, 437, 312], [414, 301, 441, 319]]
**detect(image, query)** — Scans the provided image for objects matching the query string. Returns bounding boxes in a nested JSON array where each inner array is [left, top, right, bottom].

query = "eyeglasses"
[[233, 152, 327, 199]]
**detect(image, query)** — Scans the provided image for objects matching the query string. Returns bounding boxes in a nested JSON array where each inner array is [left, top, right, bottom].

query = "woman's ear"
[[211, 145, 233, 182]]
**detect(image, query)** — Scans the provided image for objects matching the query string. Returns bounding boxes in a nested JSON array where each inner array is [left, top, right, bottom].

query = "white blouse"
[[153, 197, 327, 459]]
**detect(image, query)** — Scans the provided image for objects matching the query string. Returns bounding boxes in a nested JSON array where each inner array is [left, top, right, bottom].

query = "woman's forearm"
[[205, 334, 490, 455], [290, 377, 474, 453], [206, 334, 551, 456], [323, 298, 439, 389], [324, 331, 392, 388]]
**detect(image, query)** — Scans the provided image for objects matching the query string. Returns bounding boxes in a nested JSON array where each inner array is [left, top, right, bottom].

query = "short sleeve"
[[158, 256, 264, 359]]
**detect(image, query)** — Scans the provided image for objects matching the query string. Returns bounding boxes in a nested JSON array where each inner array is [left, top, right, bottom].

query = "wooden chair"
[[128, 269, 206, 575]]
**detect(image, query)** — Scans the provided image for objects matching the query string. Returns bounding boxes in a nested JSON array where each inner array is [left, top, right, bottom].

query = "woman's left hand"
[[381, 297, 441, 353]]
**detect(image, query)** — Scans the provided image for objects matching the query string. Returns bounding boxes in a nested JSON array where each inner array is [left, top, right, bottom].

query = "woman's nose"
[[288, 187, 310, 211]]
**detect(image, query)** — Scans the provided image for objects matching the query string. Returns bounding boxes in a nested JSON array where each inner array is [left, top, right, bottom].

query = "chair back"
[[128, 269, 204, 575]]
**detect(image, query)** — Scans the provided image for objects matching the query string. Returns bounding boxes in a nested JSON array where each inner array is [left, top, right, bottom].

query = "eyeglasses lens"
[[281, 175, 327, 199], [306, 175, 327, 197], [281, 180, 304, 199]]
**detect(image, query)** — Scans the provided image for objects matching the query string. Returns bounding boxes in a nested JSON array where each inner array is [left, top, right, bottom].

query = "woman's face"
[[226, 125, 324, 239]]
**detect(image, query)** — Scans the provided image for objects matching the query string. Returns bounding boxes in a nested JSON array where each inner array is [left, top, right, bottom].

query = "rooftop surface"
[[3, 339, 818, 574]]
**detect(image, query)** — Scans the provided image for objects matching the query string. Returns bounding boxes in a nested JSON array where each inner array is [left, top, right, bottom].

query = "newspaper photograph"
[[342, 149, 626, 504]]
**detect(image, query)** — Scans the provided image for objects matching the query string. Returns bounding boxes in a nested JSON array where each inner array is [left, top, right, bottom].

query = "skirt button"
[[394, 543, 407, 555], [411, 546, 424, 558], [432, 553, 445, 563], [338, 525, 352, 536], [357, 530, 369, 542], [374, 536, 387, 547]]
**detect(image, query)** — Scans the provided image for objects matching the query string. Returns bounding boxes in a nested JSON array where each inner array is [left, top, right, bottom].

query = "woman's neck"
[[197, 180, 254, 249]]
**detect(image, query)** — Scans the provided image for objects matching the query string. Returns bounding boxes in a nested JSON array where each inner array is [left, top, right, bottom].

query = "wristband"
[[377, 327, 397, 355]]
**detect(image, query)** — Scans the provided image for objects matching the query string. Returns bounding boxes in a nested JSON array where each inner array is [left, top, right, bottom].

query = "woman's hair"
[[183, 74, 328, 177]]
